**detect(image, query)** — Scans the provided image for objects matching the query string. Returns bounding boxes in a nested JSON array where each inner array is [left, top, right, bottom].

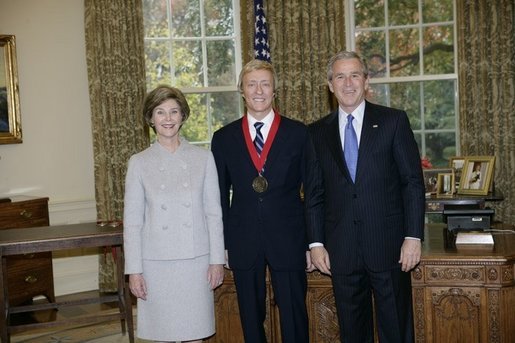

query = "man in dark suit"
[[304, 50, 425, 343], [211, 59, 311, 343]]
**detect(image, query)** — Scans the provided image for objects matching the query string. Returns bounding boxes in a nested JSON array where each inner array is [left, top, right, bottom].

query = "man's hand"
[[399, 239, 421, 272], [305, 250, 316, 272], [129, 273, 147, 300], [310, 246, 331, 275]]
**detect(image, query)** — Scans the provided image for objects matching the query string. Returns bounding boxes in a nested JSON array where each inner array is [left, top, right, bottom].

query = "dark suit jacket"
[[211, 115, 310, 271], [305, 101, 425, 273]]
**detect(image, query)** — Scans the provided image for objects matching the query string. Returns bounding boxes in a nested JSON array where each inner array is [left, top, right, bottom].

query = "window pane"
[[204, 0, 234, 36], [182, 93, 209, 142], [143, 0, 169, 37], [423, 25, 454, 74], [388, 0, 419, 26], [423, 80, 455, 130], [423, 0, 453, 23], [171, 0, 201, 37], [354, 0, 385, 28], [389, 28, 419, 77], [355, 31, 386, 78], [367, 84, 389, 106], [206, 40, 236, 86], [145, 40, 172, 88], [390, 82, 421, 130], [173, 40, 203, 87], [425, 132, 456, 166], [210, 92, 241, 131]]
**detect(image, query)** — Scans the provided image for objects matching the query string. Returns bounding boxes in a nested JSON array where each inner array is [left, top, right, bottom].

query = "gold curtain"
[[241, 0, 345, 123], [457, 0, 515, 224], [84, 0, 149, 292]]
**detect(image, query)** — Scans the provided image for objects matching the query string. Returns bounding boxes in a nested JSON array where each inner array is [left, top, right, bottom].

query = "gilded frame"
[[458, 156, 495, 196], [449, 156, 466, 191], [436, 172, 455, 198], [423, 168, 453, 195], [0, 35, 22, 144]]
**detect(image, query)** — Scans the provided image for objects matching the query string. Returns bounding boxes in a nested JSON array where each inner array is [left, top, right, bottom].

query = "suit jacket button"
[[162, 226, 168, 230], [353, 194, 358, 198]]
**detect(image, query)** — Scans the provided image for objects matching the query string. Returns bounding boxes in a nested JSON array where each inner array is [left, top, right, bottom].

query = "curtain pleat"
[[457, 0, 514, 223], [84, 0, 149, 291]]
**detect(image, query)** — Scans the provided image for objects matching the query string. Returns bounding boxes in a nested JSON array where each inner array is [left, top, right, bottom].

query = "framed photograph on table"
[[449, 156, 465, 191], [458, 156, 495, 196], [436, 172, 455, 198], [423, 168, 453, 196]]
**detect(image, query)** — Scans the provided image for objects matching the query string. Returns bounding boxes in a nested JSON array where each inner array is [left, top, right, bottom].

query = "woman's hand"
[[207, 264, 225, 290], [129, 273, 147, 300]]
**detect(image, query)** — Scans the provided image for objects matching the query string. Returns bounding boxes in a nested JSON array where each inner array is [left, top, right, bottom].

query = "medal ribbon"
[[242, 111, 281, 173]]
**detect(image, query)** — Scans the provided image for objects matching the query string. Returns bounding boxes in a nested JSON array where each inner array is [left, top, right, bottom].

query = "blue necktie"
[[344, 114, 358, 182], [254, 122, 265, 155]]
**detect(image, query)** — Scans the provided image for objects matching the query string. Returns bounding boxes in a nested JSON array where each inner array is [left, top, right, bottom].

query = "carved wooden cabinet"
[[411, 224, 515, 343], [0, 196, 55, 306]]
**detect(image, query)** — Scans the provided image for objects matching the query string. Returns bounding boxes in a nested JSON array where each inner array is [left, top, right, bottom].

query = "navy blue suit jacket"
[[211, 115, 311, 271], [305, 101, 425, 273]]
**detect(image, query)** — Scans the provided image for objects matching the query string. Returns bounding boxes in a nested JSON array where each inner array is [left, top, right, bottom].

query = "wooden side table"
[[0, 222, 133, 343]]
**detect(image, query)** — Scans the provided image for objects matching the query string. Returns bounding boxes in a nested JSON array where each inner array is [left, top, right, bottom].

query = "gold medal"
[[252, 175, 268, 193]]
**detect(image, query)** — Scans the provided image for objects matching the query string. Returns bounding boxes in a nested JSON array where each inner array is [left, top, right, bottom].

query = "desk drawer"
[[7, 252, 54, 306], [0, 199, 49, 229]]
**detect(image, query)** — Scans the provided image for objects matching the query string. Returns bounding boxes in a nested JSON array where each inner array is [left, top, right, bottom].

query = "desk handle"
[[20, 210, 33, 219], [24, 275, 38, 284]]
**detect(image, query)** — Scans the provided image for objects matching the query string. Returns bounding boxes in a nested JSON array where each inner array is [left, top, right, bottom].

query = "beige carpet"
[[10, 310, 149, 343]]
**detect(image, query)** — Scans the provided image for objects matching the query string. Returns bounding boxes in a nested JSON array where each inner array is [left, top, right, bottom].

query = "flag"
[[254, 0, 271, 62]]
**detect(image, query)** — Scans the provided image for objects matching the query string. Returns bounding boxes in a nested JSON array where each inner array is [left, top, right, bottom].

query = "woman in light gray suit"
[[124, 85, 225, 342]]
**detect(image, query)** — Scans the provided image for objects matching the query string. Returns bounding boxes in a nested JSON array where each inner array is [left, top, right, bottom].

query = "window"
[[348, 0, 457, 166], [143, 0, 243, 147]]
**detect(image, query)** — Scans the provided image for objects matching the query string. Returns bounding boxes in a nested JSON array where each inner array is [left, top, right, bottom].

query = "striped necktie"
[[344, 114, 358, 182], [254, 122, 265, 155]]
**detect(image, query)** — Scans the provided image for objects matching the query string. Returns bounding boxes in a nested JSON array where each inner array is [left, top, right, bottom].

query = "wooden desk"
[[412, 223, 515, 342], [211, 224, 515, 343], [0, 222, 134, 343]]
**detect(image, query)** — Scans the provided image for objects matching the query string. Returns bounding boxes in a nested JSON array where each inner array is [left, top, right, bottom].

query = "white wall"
[[0, 0, 98, 295]]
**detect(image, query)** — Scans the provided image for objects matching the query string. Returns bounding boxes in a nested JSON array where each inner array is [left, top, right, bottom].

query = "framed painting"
[[0, 34, 22, 144], [458, 156, 495, 195]]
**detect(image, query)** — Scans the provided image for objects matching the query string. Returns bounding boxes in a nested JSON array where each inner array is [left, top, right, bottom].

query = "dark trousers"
[[331, 265, 414, 343], [232, 257, 309, 343]]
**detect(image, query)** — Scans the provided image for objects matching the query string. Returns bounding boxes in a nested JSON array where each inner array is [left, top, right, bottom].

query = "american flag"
[[254, 0, 271, 62]]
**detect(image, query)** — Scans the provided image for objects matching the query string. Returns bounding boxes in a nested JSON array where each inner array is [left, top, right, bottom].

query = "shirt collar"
[[338, 100, 365, 123], [247, 109, 275, 127]]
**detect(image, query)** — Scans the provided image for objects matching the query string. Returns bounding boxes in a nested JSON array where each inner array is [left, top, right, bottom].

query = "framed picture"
[[436, 172, 455, 198], [423, 168, 453, 195], [0, 35, 22, 144], [458, 156, 495, 195], [449, 156, 465, 191]]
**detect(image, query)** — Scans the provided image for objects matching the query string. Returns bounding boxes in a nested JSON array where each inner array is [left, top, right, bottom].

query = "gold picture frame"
[[436, 172, 455, 198], [449, 156, 466, 192], [0, 34, 22, 144], [423, 168, 453, 195], [458, 156, 495, 196]]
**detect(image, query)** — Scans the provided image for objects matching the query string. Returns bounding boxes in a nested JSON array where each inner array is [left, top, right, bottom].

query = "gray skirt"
[[136, 254, 215, 341]]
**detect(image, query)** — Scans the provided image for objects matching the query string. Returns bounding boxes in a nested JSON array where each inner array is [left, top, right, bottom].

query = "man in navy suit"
[[305, 51, 425, 343], [211, 59, 311, 343]]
